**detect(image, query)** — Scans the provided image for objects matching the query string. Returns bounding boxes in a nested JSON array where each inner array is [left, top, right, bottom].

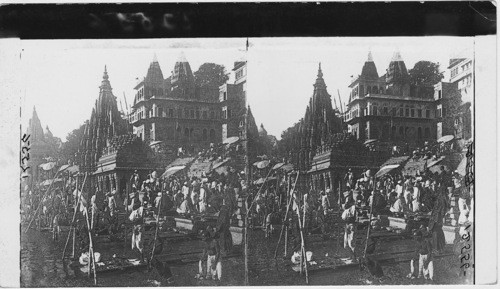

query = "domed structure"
[[171, 52, 195, 96], [145, 54, 165, 95], [360, 51, 379, 80], [386, 51, 409, 84]]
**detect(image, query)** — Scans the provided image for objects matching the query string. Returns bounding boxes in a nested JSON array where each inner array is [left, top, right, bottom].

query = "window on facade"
[[184, 109, 189, 118], [399, 108, 404, 117], [202, 111, 207, 119], [373, 106, 378, 116], [210, 111, 215, 119], [202, 129, 207, 140], [399, 127, 404, 138], [184, 128, 189, 139], [438, 90, 442, 99], [418, 127, 422, 140], [223, 92, 227, 101], [360, 85, 364, 96], [424, 127, 430, 138], [426, 109, 430, 118], [411, 109, 415, 118], [391, 108, 396, 116], [158, 107, 163, 117], [190, 110, 194, 119], [442, 108, 447, 117], [209, 129, 216, 142], [418, 109, 422, 118], [405, 108, 410, 117], [196, 110, 200, 119], [169, 109, 174, 118]]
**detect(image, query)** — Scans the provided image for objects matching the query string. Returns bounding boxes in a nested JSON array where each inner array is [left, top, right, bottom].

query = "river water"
[[21, 225, 471, 287]]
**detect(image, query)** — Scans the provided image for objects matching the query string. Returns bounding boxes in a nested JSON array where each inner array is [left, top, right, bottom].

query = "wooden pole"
[[274, 172, 300, 258], [149, 195, 162, 267], [244, 200, 249, 286], [363, 187, 375, 260], [62, 173, 88, 260], [71, 227, 76, 258], [295, 189, 309, 284], [244, 106, 250, 287], [84, 209, 98, 285], [25, 169, 62, 233]]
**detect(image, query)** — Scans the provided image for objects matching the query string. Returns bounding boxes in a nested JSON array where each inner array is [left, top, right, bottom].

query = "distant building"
[[448, 58, 473, 104], [25, 107, 61, 183], [129, 54, 228, 154], [219, 60, 247, 141], [446, 57, 473, 140], [433, 81, 471, 140], [345, 52, 437, 146]]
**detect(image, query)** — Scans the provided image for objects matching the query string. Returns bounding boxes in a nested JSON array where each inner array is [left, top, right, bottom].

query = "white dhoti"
[[131, 225, 144, 252], [418, 254, 434, 280]]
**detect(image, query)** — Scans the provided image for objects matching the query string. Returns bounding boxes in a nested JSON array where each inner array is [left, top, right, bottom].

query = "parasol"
[[39, 162, 56, 171], [253, 176, 277, 185], [161, 165, 186, 178], [375, 164, 400, 178], [40, 178, 63, 186], [272, 162, 285, 170], [455, 157, 467, 176], [256, 160, 270, 169], [364, 139, 378, 145], [212, 159, 230, 170], [427, 156, 445, 168], [223, 136, 240, 145], [280, 164, 294, 172], [58, 164, 70, 172], [437, 135, 454, 143]]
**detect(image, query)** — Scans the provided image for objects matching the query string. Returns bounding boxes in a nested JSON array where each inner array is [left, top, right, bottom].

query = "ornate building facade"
[[345, 52, 437, 146], [128, 54, 224, 154]]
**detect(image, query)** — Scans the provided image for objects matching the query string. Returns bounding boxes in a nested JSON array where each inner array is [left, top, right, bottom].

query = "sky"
[[20, 38, 247, 140], [20, 37, 474, 141], [247, 37, 474, 138]]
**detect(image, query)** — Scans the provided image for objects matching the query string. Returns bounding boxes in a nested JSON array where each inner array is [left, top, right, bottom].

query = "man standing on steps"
[[341, 198, 357, 261]]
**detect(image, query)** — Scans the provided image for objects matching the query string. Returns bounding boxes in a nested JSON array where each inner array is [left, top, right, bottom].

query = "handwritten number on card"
[[21, 134, 31, 178]]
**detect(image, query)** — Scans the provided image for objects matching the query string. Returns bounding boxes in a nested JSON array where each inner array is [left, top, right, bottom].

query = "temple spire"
[[367, 51, 373, 62], [100, 65, 111, 90], [152, 53, 158, 63], [314, 62, 326, 88], [392, 50, 403, 62]]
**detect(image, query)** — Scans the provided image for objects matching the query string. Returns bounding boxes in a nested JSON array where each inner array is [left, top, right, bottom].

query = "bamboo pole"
[[84, 209, 98, 285], [25, 170, 62, 233], [149, 195, 162, 267], [62, 173, 88, 260], [363, 187, 375, 260], [295, 188, 309, 284], [274, 172, 300, 258]]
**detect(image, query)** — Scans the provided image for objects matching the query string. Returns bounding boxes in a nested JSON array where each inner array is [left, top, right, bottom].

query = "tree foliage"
[[409, 61, 444, 86], [60, 123, 86, 163], [194, 63, 229, 88]]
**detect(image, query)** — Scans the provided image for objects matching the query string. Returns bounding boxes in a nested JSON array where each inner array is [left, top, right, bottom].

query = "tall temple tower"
[[78, 66, 127, 175], [171, 52, 196, 98], [25, 107, 54, 182], [295, 63, 342, 171]]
